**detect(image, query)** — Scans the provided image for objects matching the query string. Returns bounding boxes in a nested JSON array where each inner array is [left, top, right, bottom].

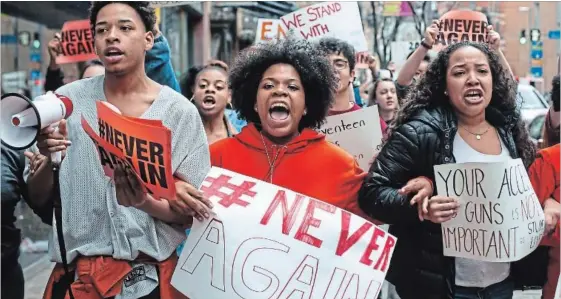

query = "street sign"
[[531, 40, 544, 60], [548, 30, 561, 40], [530, 66, 543, 78], [1, 34, 17, 44]]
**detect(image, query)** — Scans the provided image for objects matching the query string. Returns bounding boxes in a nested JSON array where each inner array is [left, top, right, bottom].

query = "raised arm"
[[146, 27, 181, 92]]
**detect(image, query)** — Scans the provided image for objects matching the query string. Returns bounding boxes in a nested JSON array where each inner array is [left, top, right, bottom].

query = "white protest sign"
[[151, 1, 190, 8], [318, 105, 383, 170], [172, 167, 397, 299], [255, 19, 286, 44], [280, 1, 368, 52], [434, 158, 545, 262]]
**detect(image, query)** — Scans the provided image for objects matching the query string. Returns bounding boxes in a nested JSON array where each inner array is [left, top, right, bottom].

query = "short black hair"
[[406, 50, 431, 62], [317, 37, 356, 71], [79, 59, 104, 79], [229, 35, 337, 129], [89, 1, 156, 33]]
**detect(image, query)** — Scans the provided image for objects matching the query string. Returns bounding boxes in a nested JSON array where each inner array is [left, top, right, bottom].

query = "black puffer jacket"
[[358, 105, 535, 298]]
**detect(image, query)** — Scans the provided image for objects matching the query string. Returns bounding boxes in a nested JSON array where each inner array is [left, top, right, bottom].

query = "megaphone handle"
[[50, 125, 62, 165]]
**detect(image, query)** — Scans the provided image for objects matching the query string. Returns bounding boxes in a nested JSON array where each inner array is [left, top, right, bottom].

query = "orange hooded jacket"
[[528, 143, 560, 299], [210, 123, 374, 221]]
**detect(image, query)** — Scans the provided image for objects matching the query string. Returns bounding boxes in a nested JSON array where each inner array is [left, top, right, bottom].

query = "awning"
[[1, 1, 91, 29]]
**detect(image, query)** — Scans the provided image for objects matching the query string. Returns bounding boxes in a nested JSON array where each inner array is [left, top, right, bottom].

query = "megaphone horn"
[[1, 92, 73, 163]]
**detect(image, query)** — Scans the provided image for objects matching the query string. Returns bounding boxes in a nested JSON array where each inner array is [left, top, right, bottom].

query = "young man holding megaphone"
[[23, 2, 211, 298]]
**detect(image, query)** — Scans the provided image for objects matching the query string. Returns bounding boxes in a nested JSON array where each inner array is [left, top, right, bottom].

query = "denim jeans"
[[455, 279, 514, 299]]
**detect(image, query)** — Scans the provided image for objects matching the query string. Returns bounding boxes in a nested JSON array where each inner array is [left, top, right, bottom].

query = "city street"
[[23, 257, 543, 299]]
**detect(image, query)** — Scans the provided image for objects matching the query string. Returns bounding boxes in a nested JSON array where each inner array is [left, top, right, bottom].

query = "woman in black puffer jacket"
[[358, 41, 537, 299]]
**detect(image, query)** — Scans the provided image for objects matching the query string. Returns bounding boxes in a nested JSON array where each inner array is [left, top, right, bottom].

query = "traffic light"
[[530, 29, 541, 42], [519, 29, 527, 44], [32, 32, 40, 49]]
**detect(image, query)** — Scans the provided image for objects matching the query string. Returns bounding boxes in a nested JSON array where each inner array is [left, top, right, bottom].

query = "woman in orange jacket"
[[528, 143, 560, 299]]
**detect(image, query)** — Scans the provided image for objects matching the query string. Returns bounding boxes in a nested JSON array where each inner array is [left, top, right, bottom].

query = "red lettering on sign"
[[260, 190, 305, 235], [335, 211, 373, 257], [294, 200, 336, 248]]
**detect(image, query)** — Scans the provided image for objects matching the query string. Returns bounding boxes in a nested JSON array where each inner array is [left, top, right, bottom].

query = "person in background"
[[541, 75, 560, 148], [528, 142, 560, 299], [79, 59, 105, 79], [317, 37, 361, 115], [191, 64, 237, 144], [318, 38, 389, 139], [367, 78, 398, 138], [45, 22, 179, 92], [1, 147, 28, 299], [359, 41, 535, 299]]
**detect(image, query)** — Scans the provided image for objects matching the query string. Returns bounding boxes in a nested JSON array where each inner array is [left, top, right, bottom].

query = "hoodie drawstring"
[[260, 133, 288, 183]]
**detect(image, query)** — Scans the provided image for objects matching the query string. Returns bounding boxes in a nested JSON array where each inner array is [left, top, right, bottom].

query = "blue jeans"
[[455, 279, 514, 299]]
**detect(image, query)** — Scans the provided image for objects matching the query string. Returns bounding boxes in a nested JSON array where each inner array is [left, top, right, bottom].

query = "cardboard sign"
[[172, 167, 397, 299], [318, 105, 383, 170], [81, 101, 175, 200], [280, 1, 368, 52], [434, 10, 489, 51], [434, 159, 545, 262], [56, 20, 98, 64], [255, 19, 286, 44]]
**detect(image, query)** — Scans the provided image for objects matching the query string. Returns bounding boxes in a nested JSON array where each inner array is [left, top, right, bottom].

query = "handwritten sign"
[[56, 20, 98, 64], [255, 19, 286, 44], [81, 101, 175, 200], [318, 105, 383, 170], [434, 10, 489, 51], [280, 1, 368, 52], [434, 159, 545, 262], [172, 167, 397, 299]]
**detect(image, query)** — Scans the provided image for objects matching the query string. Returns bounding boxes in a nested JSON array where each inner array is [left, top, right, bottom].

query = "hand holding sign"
[[48, 33, 62, 65], [425, 20, 439, 47], [171, 180, 214, 222], [486, 25, 501, 51], [114, 161, 148, 208], [543, 198, 560, 235], [426, 196, 460, 224]]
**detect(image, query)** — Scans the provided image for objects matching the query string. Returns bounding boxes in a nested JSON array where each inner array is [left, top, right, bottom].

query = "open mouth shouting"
[[103, 46, 125, 64], [201, 95, 217, 110], [463, 88, 484, 105], [267, 101, 291, 127]]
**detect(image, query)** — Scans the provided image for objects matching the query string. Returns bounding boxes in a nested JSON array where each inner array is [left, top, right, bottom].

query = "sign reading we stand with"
[[280, 1, 368, 52], [172, 167, 397, 299]]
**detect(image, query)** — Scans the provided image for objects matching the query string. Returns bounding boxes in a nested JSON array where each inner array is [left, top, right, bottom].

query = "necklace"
[[260, 133, 282, 183], [460, 125, 491, 140]]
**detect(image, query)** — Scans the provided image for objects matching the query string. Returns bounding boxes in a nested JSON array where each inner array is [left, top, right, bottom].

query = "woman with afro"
[[206, 36, 369, 218], [359, 39, 536, 298]]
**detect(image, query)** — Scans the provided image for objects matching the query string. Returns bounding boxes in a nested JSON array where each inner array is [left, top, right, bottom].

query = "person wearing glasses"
[[318, 38, 388, 134]]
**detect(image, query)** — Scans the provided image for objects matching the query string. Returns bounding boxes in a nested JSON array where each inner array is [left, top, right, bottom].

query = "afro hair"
[[228, 35, 337, 129]]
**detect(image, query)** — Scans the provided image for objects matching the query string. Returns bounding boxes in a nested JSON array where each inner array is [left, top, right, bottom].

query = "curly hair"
[[390, 41, 536, 167], [229, 35, 337, 129], [317, 37, 356, 71], [89, 2, 156, 34]]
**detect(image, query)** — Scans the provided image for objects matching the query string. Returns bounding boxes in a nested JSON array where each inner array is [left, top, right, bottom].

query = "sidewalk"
[[25, 257, 542, 299], [23, 256, 54, 299]]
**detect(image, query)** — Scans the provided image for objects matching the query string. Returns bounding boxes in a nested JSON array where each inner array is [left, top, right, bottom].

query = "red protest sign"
[[81, 102, 175, 200], [434, 10, 489, 52], [56, 19, 98, 64]]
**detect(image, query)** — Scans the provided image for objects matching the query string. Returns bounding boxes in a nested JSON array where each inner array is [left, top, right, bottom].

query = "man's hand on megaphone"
[[36, 119, 71, 159]]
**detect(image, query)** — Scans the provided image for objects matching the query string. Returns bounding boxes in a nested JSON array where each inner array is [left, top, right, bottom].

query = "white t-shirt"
[[453, 132, 512, 288]]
